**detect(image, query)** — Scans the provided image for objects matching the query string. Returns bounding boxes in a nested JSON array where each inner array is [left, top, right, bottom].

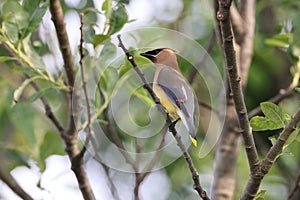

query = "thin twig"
[[288, 169, 300, 200], [103, 110, 138, 172], [117, 34, 210, 200], [217, 0, 260, 172], [248, 88, 296, 119], [238, 0, 256, 87], [0, 166, 33, 200], [188, 31, 216, 84], [169, 123, 209, 199], [102, 165, 121, 200], [79, 13, 94, 156], [1, 42, 65, 135], [141, 125, 168, 177], [134, 126, 169, 200], [28, 75, 65, 134], [230, 4, 245, 44]]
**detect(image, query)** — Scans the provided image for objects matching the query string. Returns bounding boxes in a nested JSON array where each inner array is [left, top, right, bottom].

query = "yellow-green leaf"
[[250, 102, 291, 131]]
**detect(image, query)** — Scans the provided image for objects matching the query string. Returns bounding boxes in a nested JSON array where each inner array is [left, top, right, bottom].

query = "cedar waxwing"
[[140, 48, 198, 146]]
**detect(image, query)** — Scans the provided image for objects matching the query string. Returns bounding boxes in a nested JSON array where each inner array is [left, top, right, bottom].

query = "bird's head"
[[140, 48, 179, 71]]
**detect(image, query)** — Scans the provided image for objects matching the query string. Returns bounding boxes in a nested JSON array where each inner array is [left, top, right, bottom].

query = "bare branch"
[[238, 0, 256, 87], [288, 169, 300, 200], [212, 0, 257, 198], [188, 31, 216, 84], [0, 166, 33, 200], [216, 0, 260, 172], [79, 13, 94, 156], [49, 0, 76, 87], [248, 88, 296, 119], [117, 35, 210, 200], [134, 127, 168, 200], [49, 1, 95, 199], [230, 4, 245, 44]]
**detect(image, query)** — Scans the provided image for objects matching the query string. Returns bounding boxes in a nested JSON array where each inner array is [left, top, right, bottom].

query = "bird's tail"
[[189, 135, 198, 147], [179, 111, 197, 147]]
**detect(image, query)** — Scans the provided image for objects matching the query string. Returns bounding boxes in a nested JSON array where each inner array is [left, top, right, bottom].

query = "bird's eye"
[[151, 48, 163, 55], [154, 49, 161, 54]]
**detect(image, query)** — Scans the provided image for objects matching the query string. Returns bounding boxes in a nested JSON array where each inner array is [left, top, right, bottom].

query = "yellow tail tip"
[[189, 135, 198, 147]]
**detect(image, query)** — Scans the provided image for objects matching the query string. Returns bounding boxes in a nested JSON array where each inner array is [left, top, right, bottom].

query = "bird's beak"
[[140, 52, 155, 61]]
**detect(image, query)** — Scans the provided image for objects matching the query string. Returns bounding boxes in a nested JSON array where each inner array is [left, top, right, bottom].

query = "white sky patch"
[[41, 155, 83, 200], [139, 171, 171, 200], [64, 10, 81, 55], [65, 0, 87, 9]]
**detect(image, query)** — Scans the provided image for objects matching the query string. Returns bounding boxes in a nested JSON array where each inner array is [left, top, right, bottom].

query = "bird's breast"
[[153, 83, 179, 121]]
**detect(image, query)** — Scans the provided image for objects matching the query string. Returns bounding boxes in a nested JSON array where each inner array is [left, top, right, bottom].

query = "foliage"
[[250, 102, 290, 131], [0, 0, 299, 200]]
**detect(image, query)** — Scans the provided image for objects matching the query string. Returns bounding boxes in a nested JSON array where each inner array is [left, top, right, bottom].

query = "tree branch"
[[241, 107, 300, 199], [1, 42, 65, 135], [79, 13, 94, 156], [230, 4, 245, 44], [117, 35, 210, 200], [248, 88, 296, 119], [216, 0, 260, 172], [212, 0, 257, 199], [288, 169, 300, 200], [49, 0, 76, 87], [49, 1, 95, 199], [238, 0, 256, 87], [0, 166, 33, 200], [188, 31, 216, 84]]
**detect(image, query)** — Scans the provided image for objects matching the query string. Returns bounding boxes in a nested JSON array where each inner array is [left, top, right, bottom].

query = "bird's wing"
[[156, 66, 193, 119], [156, 65, 199, 138]]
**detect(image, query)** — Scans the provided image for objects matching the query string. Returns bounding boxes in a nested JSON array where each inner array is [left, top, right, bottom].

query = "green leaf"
[[119, 55, 153, 78], [0, 56, 17, 62], [99, 41, 117, 61], [22, 0, 40, 13], [117, 0, 130, 4], [21, 1, 49, 40], [119, 63, 132, 78], [107, 4, 128, 35], [133, 87, 155, 107], [265, 38, 289, 48], [9, 102, 36, 145], [101, 0, 110, 11], [261, 102, 290, 124], [2, 1, 29, 43], [38, 132, 65, 172], [83, 25, 96, 44], [284, 128, 299, 148], [1, 13, 19, 44], [100, 66, 118, 93], [250, 116, 282, 131], [92, 34, 109, 47], [12, 76, 41, 106], [264, 33, 292, 48], [250, 102, 291, 131], [5, 150, 30, 170], [29, 87, 51, 102], [254, 190, 266, 200]]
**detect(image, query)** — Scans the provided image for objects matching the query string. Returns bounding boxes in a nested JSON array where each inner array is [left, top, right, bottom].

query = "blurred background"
[[0, 0, 300, 199]]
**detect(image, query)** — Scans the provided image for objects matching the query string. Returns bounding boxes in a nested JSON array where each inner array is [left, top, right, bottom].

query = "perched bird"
[[140, 48, 198, 146]]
